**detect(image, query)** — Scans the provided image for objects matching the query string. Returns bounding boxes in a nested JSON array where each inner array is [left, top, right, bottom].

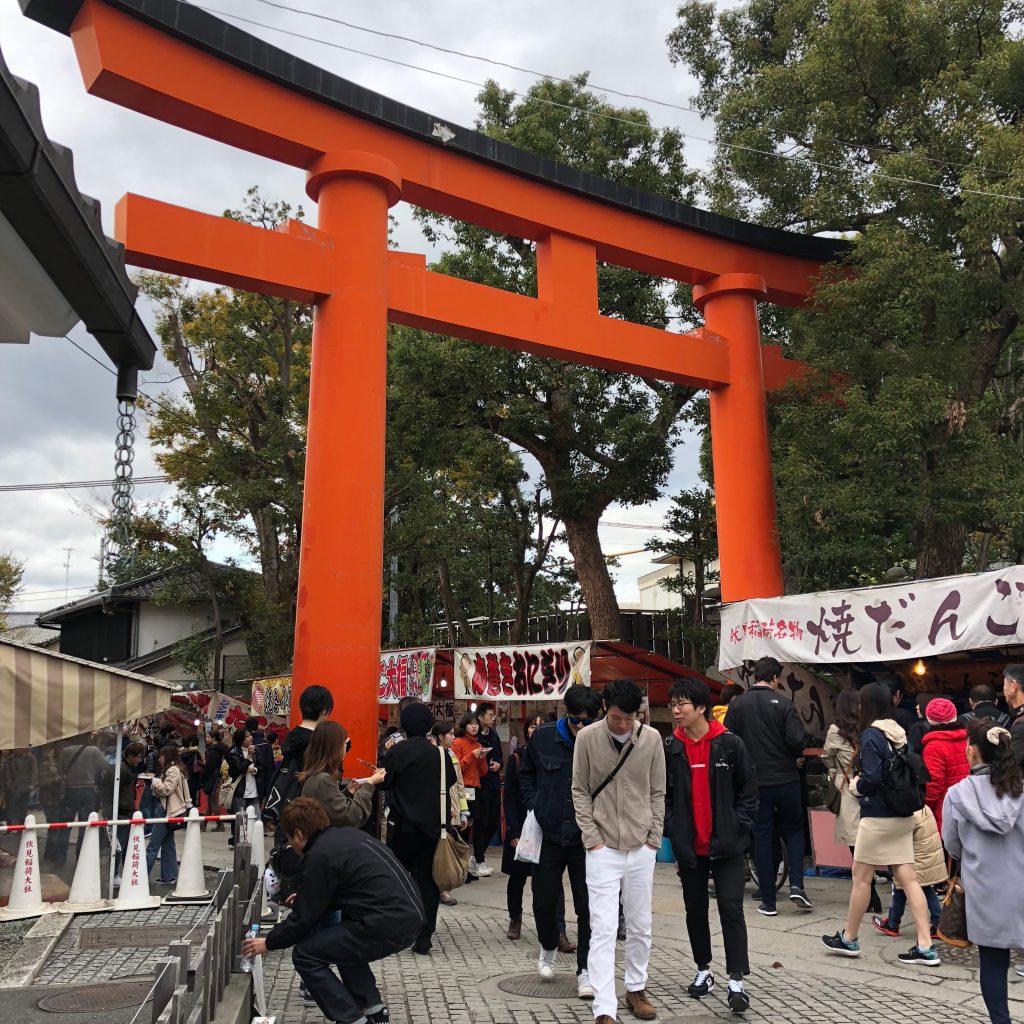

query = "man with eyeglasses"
[[520, 685, 603, 1000], [665, 678, 758, 1013]]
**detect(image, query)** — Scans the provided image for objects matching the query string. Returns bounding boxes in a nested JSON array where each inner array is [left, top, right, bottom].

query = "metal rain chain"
[[104, 397, 137, 581]]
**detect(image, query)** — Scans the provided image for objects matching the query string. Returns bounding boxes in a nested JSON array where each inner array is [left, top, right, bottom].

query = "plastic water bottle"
[[240, 923, 260, 972]]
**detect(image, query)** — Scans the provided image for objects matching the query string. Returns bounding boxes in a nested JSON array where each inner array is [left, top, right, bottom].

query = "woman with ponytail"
[[942, 720, 1024, 1024]]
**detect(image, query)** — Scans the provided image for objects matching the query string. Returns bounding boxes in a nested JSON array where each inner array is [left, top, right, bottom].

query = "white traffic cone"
[[57, 813, 111, 914], [0, 815, 56, 920], [113, 811, 161, 910], [248, 808, 274, 921], [164, 808, 210, 904]]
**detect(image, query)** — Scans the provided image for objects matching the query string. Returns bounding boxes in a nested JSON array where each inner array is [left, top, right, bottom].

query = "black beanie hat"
[[400, 702, 434, 738]]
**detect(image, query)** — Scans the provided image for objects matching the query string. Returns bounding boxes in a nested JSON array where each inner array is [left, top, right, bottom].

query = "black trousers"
[[531, 838, 590, 974], [388, 829, 439, 945], [507, 863, 567, 929], [292, 922, 404, 1024], [978, 945, 1011, 1024], [677, 854, 749, 977], [473, 787, 501, 861]]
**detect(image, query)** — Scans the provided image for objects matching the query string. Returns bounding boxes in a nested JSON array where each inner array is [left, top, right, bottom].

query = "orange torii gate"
[[26, 0, 844, 763]]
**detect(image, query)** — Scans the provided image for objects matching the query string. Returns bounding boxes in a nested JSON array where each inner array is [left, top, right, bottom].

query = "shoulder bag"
[[432, 746, 471, 892], [825, 755, 852, 815], [937, 856, 971, 948]]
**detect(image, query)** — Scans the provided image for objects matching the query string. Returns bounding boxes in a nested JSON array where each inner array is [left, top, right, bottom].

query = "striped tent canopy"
[[0, 636, 180, 748]]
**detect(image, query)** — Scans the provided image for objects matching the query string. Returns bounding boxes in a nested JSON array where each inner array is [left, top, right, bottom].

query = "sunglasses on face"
[[567, 716, 593, 726]]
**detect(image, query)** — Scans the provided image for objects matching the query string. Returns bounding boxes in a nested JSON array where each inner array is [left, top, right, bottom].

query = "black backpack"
[[882, 742, 930, 816], [262, 757, 303, 826]]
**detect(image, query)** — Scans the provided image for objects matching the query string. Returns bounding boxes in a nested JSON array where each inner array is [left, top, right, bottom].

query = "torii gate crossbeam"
[[24, 0, 846, 764]]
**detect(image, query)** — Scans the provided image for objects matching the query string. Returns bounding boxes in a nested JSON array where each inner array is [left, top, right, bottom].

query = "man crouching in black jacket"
[[665, 678, 758, 1015], [242, 797, 424, 1024]]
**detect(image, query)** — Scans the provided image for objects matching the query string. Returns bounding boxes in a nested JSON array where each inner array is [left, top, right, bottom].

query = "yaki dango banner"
[[454, 641, 591, 700], [379, 648, 436, 704]]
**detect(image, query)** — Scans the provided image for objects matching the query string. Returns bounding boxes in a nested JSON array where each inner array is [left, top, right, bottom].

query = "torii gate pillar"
[[694, 274, 784, 602], [293, 153, 402, 748]]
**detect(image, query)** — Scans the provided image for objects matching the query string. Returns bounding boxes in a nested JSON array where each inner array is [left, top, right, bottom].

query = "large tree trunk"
[[915, 512, 968, 579], [563, 515, 621, 640]]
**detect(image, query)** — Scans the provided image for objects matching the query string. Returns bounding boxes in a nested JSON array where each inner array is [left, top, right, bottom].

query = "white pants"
[[585, 844, 657, 1019]]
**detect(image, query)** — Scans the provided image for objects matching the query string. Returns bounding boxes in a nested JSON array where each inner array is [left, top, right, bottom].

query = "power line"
[[193, 1, 1024, 203], [246, 0, 1004, 180], [0, 476, 170, 493]]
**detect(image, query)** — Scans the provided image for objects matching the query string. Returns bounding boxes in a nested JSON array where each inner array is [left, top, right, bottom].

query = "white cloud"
[[0, 0, 712, 611]]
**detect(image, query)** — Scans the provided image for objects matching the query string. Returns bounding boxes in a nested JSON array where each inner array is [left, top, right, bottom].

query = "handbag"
[[825, 757, 852, 815], [219, 772, 242, 811], [937, 857, 971, 948], [431, 747, 471, 892]]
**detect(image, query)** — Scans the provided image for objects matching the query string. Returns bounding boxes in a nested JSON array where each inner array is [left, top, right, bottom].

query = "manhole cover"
[[497, 973, 580, 999], [79, 925, 185, 949], [37, 979, 154, 1013], [934, 944, 980, 967]]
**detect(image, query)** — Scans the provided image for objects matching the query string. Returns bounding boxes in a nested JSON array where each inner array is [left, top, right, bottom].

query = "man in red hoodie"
[[664, 678, 758, 1015]]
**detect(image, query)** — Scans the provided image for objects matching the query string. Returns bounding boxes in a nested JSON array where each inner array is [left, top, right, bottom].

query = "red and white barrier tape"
[[0, 814, 240, 832]]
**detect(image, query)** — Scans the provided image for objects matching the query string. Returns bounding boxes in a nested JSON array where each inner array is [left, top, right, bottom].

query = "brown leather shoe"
[[625, 989, 657, 1020], [557, 931, 577, 953], [506, 916, 522, 940]]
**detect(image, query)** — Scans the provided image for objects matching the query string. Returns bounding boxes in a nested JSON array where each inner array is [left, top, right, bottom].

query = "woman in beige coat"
[[822, 689, 881, 913], [146, 745, 190, 884]]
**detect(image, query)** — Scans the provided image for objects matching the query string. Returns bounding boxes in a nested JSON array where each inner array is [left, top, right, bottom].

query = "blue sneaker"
[[898, 945, 940, 967], [821, 930, 860, 957]]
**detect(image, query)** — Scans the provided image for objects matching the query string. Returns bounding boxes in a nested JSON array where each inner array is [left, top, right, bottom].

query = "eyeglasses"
[[668, 700, 694, 711], [567, 716, 593, 726]]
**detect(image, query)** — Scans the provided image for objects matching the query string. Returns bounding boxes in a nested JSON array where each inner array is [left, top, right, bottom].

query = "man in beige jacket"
[[572, 680, 665, 1024]]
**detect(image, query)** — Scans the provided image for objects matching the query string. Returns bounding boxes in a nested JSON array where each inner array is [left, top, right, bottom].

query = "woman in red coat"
[[920, 697, 968, 834]]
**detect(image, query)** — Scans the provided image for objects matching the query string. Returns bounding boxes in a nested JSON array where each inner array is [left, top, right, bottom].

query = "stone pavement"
[[257, 861, 1024, 1024]]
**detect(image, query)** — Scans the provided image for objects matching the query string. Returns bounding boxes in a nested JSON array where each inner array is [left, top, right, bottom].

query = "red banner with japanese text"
[[719, 566, 1024, 669], [453, 641, 591, 700]]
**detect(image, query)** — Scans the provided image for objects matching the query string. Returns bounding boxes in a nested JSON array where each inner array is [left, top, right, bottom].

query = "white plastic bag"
[[514, 810, 543, 864]]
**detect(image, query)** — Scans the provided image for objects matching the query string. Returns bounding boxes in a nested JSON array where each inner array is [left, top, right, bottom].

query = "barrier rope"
[[0, 814, 239, 832]]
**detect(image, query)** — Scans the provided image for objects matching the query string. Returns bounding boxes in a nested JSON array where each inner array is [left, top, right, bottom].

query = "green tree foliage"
[[669, 0, 1024, 588], [0, 551, 24, 630], [645, 486, 719, 668], [409, 75, 701, 638]]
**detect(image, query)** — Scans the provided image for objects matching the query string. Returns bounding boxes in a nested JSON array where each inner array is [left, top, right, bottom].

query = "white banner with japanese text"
[[454, 641, 591, 700], [379, 648, 436, 704], [719, 566, 1024, 669]]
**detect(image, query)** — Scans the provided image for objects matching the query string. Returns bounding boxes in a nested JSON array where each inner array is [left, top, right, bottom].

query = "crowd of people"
[[2, 660, 1022, 1024], [243, 663, 1024, 1024]]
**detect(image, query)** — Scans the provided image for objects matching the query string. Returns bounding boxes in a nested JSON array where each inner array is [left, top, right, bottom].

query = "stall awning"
[[0, 637, 180, 748]]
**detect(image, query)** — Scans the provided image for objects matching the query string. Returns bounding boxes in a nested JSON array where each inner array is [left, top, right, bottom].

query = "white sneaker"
[[576, 969, 594, 1000], [537, 948, 557, 980], [476, 863, 493, 877], [468, 857, 482, 877], [1015, 964, 1024, 978]]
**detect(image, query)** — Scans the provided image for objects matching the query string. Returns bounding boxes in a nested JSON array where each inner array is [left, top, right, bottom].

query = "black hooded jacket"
[[264, 826, 424, 951], [664, 730, 758, 867]]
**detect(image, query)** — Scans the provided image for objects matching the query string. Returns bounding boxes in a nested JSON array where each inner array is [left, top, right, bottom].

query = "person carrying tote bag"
[[146, 745, 190, 885], [432, 746, 471, 892]]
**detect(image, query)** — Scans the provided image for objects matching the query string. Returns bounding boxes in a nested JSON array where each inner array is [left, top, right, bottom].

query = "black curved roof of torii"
[[22, 0, 850, 268], [0, 40, 155, 389]]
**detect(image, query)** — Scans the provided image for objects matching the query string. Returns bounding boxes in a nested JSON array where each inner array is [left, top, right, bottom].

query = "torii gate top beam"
[[23, 0, 846, 309]]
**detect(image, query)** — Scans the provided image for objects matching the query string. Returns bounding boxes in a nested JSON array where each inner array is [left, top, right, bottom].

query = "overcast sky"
[[0, 0, 715, 615]]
